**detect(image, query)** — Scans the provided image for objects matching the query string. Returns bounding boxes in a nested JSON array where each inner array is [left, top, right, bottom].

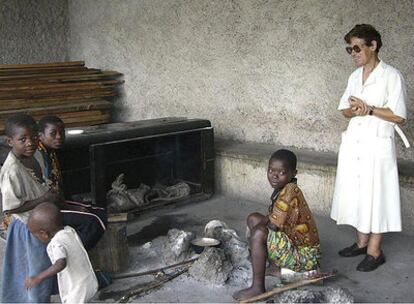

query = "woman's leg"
[[357, 230, 370, 248], [367, 233, 382, 258], [233, 224, 268, 301]]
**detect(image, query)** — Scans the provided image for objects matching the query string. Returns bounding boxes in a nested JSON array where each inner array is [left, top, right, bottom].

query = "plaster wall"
[[67, 0, 414, 161], [0, 0, 68, 64]]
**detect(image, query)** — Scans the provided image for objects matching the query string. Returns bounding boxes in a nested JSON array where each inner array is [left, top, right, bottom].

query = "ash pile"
[[161, 220, 353, 303], [162, 220, 252, 286], [161, 220, 251, 285]]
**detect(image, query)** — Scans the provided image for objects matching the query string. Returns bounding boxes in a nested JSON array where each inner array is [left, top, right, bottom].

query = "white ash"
[[162, 229, 195, 264], [188, 247, 233, 285]]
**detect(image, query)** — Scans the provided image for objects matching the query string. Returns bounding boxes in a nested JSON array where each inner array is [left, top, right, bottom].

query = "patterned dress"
[[267, 181, 321, 272]]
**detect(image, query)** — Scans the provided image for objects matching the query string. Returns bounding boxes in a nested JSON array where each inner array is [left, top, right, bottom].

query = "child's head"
[[267, 149, 297, 189], [27, 202, 63, 244], [5, 114, 39, 158], [38, 115, 65, 150]]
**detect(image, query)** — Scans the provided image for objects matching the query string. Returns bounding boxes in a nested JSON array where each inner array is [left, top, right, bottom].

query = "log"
[[88, 213, 129, 273]]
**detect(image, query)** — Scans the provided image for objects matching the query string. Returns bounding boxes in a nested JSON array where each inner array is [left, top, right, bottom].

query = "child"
[[25, 202, 98, 303], [36, 115, 65, 193], [0, 114, 62, 302], [233, 149, 321, 301], [35, 115, 107, 250]]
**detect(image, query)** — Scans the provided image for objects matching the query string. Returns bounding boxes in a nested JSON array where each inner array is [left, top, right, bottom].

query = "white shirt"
[[331, 61, 407, 233], [47, 226, 98, 304], [0, 152, 48, 224]]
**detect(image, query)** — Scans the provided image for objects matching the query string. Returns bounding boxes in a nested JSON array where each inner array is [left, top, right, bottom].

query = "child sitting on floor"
[[233, 149, 321, 301], [25, 202, 98, 304], [0, 114, 62, 302], [35, 115, 107, 250]]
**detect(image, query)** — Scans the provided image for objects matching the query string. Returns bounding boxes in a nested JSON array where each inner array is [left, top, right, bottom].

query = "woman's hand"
[[349, 96, 370, 116]]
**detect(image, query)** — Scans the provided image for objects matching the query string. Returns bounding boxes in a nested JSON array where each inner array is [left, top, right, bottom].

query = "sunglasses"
[[345, 43, 366, 54]]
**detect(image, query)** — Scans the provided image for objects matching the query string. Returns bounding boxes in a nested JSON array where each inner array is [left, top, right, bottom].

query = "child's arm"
[[5, 191, 63, 215], [268, 185, 296, 229], [24, 258, 66, 289]]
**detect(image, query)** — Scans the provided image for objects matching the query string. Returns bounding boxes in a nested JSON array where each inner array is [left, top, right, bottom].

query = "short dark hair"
[[344, 24, 382, 53], [269, 149, 297, 171], [38, 115, 64, 133], [5, 114, 38, 137]]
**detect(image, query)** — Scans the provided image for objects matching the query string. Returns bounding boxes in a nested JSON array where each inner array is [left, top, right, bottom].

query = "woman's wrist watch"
[[369, 106, 375, 115]]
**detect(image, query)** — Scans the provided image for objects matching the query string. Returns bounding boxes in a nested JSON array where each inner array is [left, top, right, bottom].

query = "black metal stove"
[[60, 117, 214, 212]]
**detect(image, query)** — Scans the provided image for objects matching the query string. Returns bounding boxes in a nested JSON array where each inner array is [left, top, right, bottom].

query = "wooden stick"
[[113, 257, 199, 280], [239, 272, 336, 303], [0, 80, 123, 90], [0, 66, 89, 74], [0, 88, 115, 99], [118, 265, 192, 303], [0, 70, 101, 80], [0, 61, 85, 69], [0, 71, 123, 84], [0, 100, 111, 117]]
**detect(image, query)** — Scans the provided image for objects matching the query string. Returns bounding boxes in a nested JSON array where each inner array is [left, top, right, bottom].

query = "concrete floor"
[[1, 195, 414, 302]]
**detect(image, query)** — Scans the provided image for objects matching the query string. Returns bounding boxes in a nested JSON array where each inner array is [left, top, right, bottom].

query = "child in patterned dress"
[[233, 149, 321, 301]]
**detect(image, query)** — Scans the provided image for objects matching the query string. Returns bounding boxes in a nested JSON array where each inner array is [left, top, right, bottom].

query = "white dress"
[[47, 226, 98, 304], [331, 61, 407, 234]]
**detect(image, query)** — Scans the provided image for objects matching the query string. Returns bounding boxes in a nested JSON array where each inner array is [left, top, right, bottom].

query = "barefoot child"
[[0, 114, 63, 302], [25, 202, 98, 303], [233, 149, 321, 301], [35, 115, 107, 250]]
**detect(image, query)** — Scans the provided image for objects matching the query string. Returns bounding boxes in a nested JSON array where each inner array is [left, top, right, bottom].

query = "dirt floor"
[[1, 195, 414, 302]]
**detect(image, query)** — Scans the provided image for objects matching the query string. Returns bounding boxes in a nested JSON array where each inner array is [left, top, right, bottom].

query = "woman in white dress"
[[331, 24, 407, 272]]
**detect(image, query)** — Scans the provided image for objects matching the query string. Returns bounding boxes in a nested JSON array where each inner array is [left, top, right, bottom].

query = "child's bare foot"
[[265, 263, 281, 277], [232, 286, 265, 301]]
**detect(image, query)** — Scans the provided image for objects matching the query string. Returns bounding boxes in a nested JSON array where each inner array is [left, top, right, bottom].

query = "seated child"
[[25, 202, 98, 304], [233, 149, 321, 301], [35, 115, 107, 250], [0, 114, 62, 302]]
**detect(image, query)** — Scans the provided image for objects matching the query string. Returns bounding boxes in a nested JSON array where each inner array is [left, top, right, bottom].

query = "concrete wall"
[[215, 143, 414, 235], [0, 0, 68, 64], [67, 0, 414, 161]]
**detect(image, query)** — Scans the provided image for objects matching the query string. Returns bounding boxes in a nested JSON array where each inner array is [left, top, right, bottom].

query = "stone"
[[204, 220, 251, 285], [204, 220, 229, 239], [162, 229, 195, 264], [189, 247, 233, 285], [204, 220, 250, 267]]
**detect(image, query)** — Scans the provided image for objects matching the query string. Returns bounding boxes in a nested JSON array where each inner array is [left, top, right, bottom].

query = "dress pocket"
[[373, 136, 395, 159]]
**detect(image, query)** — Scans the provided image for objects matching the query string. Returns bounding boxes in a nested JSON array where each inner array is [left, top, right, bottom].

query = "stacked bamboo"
[[0, 61, 124, 134]]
